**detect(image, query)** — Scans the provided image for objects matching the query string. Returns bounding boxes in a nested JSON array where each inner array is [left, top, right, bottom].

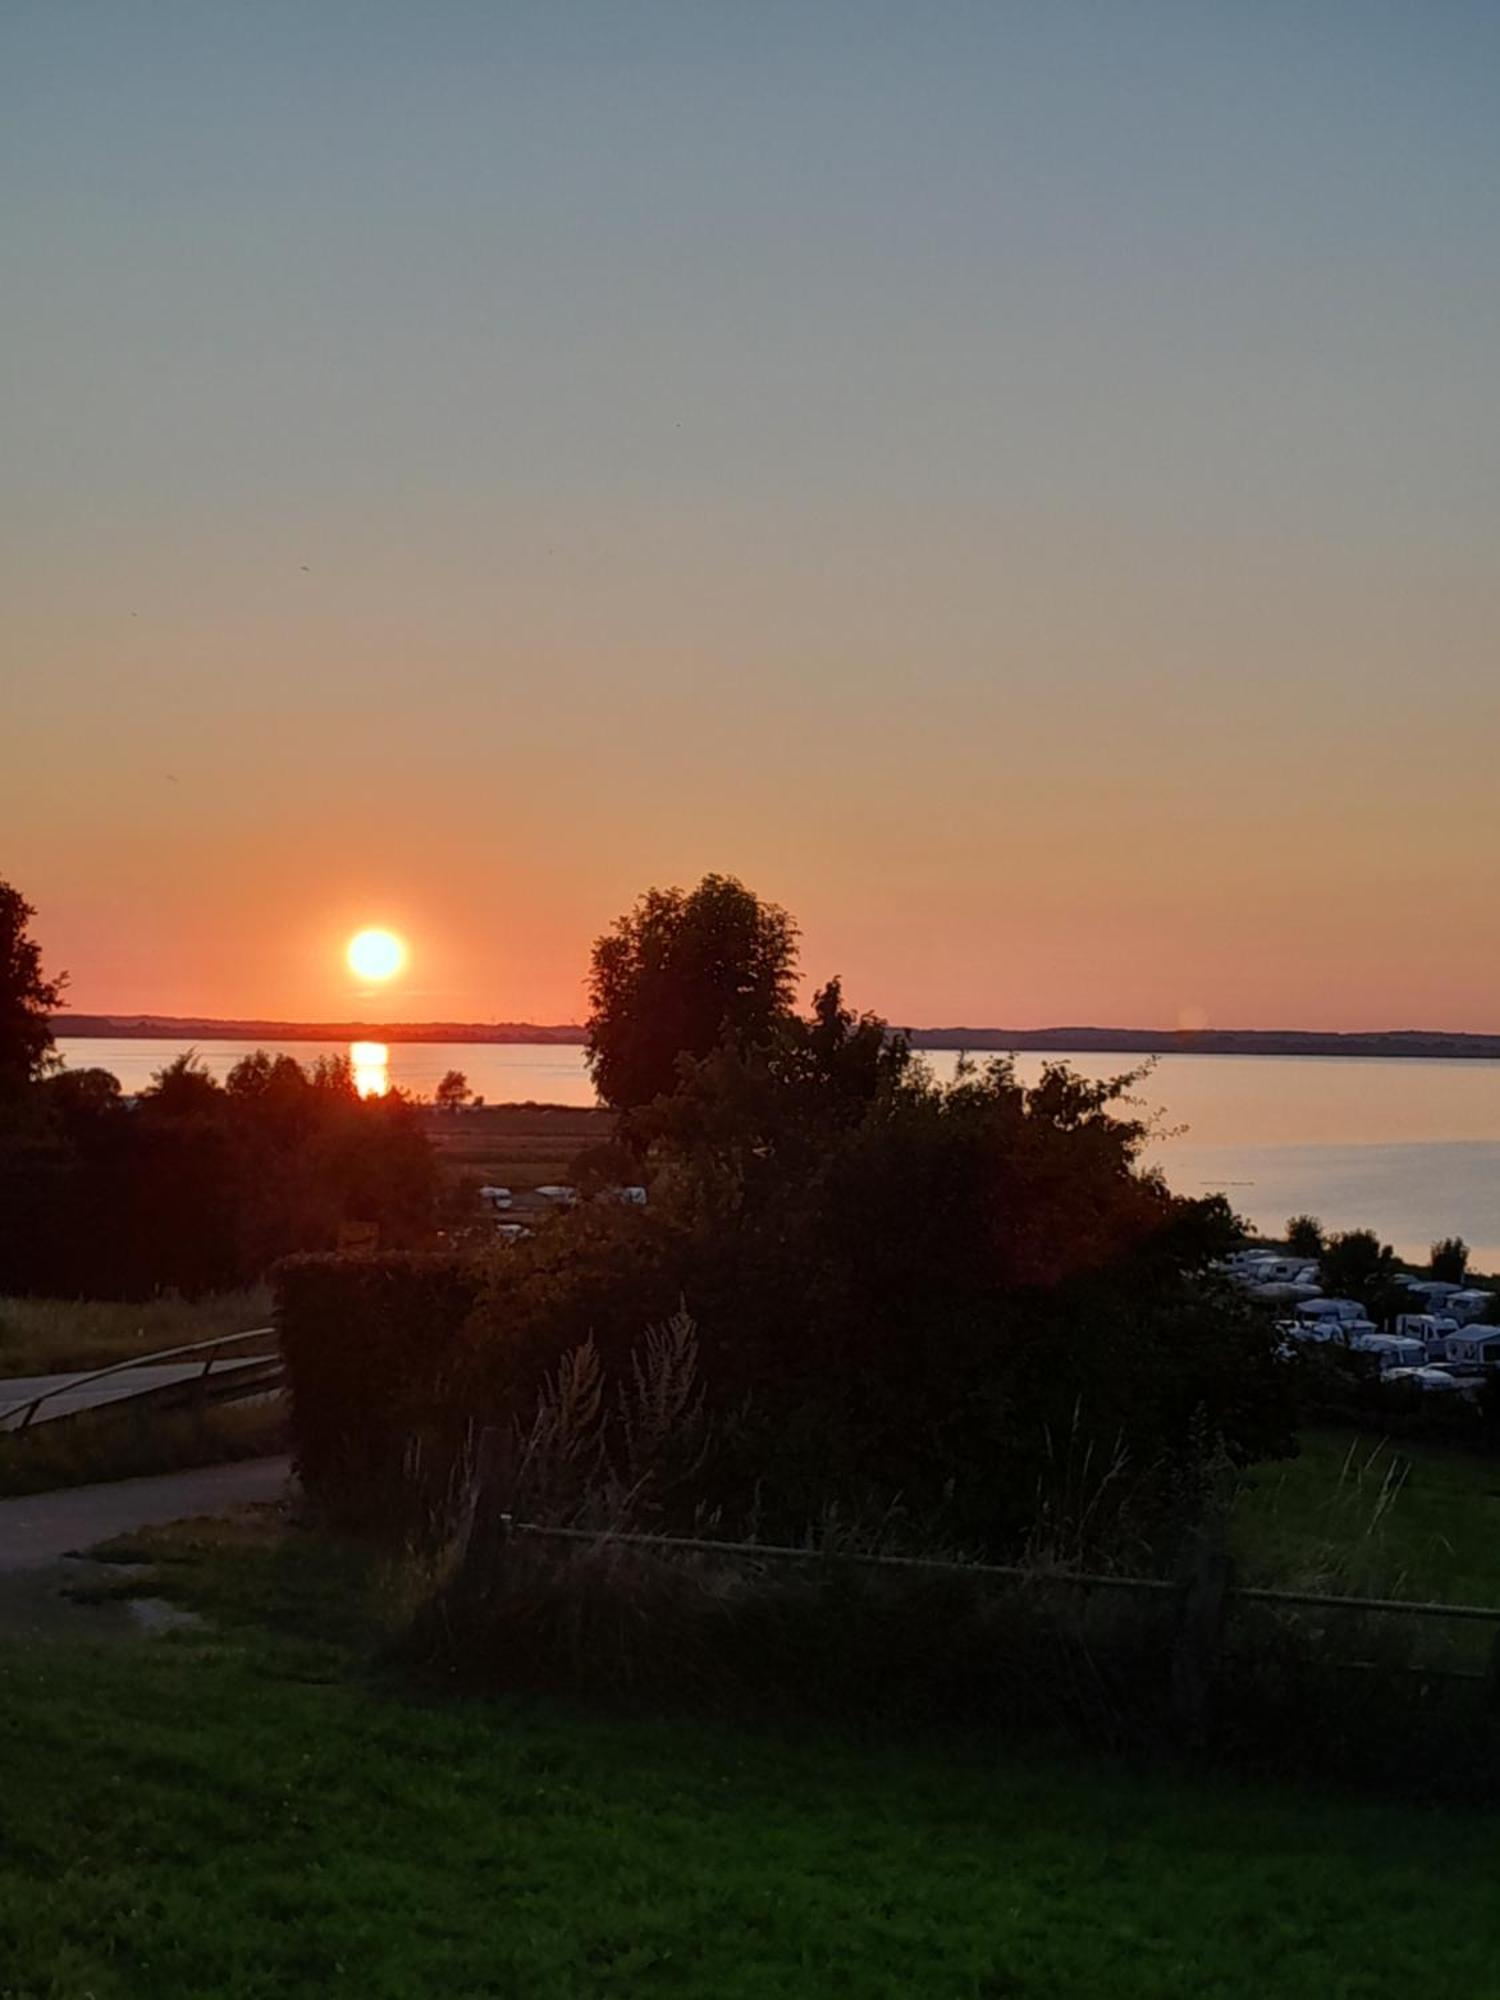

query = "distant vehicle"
[[1385, 1365, 1477, 1396], [1294, 1297, 1364, 1327], [535, 1185, 579, 1205], [595, 1184, 647, 1206], [1444, 1289, 1495, 1326], [478, 1185, 513, 1211], [496, 1222, 532, 1241], [1438, 1327, 1500, 1369], [1395, 1312, 1460, 1356], [1399, 1279, 1464, 1308], [1350, 1332, 1427, 1373], [1231, 1255, 1316, 1287]]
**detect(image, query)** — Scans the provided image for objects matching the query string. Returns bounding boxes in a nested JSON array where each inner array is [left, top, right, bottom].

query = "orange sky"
[[6, 7, 1498, 1032]]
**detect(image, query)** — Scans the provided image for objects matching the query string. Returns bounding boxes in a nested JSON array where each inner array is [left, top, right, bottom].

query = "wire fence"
[[472, 1508, 1500, 1716]]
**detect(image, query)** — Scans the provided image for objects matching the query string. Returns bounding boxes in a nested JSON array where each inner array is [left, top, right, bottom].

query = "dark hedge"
[[276, 1253, 482, 1533]]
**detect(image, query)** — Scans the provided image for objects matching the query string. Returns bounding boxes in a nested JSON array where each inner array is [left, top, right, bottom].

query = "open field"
[[0, 1506, 1495, 1998], [0, 1288, 271, 1377], [421, 1102, 613, 1189], [1233, 1426, 1500, 1607]]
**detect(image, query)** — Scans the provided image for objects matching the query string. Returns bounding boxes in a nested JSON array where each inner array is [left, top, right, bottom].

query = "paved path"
[[0, 1357, 273, 1431], [0, 1456, 295, 1572]]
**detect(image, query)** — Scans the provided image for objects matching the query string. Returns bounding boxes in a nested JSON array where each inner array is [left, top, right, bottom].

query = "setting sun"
[[347, 928, 406, 983]]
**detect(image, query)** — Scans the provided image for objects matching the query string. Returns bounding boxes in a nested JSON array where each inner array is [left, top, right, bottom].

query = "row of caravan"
[[1222, 1249, 1497, 1324], [1280, 1297, 1500, 1394]]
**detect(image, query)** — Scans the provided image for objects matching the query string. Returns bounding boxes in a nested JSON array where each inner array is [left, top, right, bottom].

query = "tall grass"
[[0, 1394, 285, 1497], [0, 1287, 271, 1377]]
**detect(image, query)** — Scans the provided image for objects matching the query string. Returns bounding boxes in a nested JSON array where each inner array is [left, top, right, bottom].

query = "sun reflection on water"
[[350, 1041, 390, 1098]]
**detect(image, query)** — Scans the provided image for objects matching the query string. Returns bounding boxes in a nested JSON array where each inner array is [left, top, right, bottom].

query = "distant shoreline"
[[52, 1016, 1500, 1060]]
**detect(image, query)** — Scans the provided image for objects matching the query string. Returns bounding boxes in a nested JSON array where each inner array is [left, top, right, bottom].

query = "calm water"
[[55, 1039, 1500, 1271]]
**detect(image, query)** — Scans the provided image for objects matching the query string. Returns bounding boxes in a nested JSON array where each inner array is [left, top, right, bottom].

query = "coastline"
[[52, 1017, 1500, 1061]]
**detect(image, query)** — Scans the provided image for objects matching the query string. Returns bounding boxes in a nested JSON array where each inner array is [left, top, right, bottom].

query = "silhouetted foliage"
[[458, 1035, 1288, 1561], [435, 1068, 472, 1111], [0, 1049, 438, 1298], [1320, 1230, 1401, 1314], [1285, 1214, 1324, 1257], [1430, 1236, 1470, 1284], [0, 879, 65, 1100], [278, 1252, 482, 1532], [585, 874, 798, 1112]]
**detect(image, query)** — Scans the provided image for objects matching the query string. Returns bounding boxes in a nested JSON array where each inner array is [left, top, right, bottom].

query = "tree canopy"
[[1430, 1236, 1470, 1285], [585, 874, 799, 1111], [1284, 1214, 1324, 1257], [0, 879, 64, 1097]]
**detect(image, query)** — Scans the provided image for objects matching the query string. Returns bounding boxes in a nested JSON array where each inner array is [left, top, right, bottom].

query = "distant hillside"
[[53, 1016, 1500, 1059], [905, 1027, 1500, 1059], [55, 1015, 587, 1045]]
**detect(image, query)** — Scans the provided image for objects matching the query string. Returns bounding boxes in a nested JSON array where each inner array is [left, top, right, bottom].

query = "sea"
[[53, 1038, 1500, 1273]]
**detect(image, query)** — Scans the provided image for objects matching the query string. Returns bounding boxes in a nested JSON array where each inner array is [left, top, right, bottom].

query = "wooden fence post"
[[1170, 1528, 1232, 1750], [451, 1424, 511, 1614], [1486, 1628, 1500, 1716]]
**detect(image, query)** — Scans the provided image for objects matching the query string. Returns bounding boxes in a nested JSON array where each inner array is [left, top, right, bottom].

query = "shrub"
[[464, 1054, 1291, 1562], [276, 1253, 482, 1534]]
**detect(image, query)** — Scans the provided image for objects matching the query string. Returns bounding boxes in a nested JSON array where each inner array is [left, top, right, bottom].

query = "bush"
[[276, 1253, 482, 1534], [462, 1053, 1292, 1562]]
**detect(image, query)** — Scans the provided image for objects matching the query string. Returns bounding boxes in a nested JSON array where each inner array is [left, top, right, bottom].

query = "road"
[[0, 1356, 271, 1431], [0, 1455, 295, 1572]]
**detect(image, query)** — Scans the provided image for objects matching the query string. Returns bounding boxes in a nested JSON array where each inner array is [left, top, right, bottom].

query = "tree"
[[471, 1035, 1290, 1560], [0, 880, 65, 1096], [1320, 1229, 1399, 1312], [1430, 1236, 1470, 1285], [1285, 1214, 1324, 1258], [435, 1069, 472, 1112], [585, 874, 799, 1111]]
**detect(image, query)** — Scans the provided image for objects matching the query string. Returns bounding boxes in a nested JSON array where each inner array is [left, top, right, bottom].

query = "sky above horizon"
[[5, 2, 1498, 1031]]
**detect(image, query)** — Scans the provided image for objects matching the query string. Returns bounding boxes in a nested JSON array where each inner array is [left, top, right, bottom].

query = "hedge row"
[[275, 1253, 482, 1533]]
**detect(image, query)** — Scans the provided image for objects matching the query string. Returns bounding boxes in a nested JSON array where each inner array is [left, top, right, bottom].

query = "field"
[[1233, 1426, 1500, 1605], [0, 1287, 271, 1377], [421, 1102, 613, 1190], [0, 1508, 1497, 1998]]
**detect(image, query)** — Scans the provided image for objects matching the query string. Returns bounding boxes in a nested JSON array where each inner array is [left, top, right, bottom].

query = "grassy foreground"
[[0, 1512, 1498, 1997]]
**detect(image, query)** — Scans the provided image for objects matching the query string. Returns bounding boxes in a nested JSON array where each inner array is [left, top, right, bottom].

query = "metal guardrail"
[[0, 1325, 280, 1433]]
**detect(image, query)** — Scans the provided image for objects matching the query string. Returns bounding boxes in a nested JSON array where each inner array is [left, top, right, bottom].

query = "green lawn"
[[1233, 1426, 1500, 1605], [0, 1511, 1498, 1997]]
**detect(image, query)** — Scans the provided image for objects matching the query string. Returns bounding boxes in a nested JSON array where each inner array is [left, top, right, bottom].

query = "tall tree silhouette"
[[0, 879, 65, 1097], [586, 874, 798, 1111]]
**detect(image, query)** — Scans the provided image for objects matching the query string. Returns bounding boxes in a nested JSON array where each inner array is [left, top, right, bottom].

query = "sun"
[[347, 927, 406, 983]]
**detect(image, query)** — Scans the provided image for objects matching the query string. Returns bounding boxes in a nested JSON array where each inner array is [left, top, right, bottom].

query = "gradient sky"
[[5, 2, 1498, 1029]]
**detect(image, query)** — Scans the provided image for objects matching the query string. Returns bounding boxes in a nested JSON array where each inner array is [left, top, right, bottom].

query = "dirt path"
[[0, 1456, 294, 1573]]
